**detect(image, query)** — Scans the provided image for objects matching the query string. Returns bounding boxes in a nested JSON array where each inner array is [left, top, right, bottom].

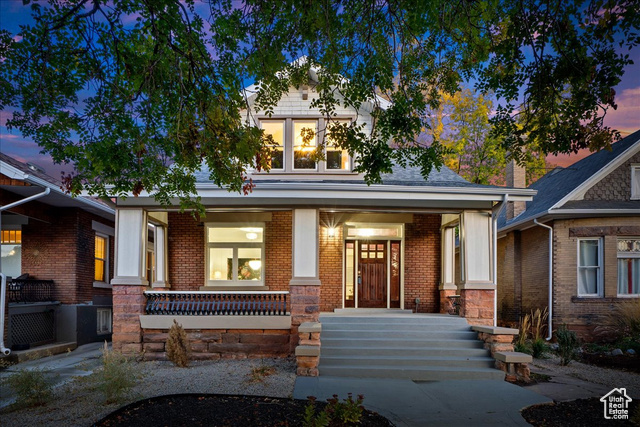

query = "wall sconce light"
[[327, 227, 336, 238]]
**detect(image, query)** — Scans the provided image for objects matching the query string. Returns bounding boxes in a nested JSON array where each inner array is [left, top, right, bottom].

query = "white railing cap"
[[144, 290, 289, 295]]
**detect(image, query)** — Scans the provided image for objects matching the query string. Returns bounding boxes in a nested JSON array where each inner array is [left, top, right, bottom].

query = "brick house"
[[0, 154, 115, 352], [108, 68, 535, 360], [497, 129, 640, 339]]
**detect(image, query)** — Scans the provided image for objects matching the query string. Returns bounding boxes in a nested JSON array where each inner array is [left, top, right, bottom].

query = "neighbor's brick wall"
[[167, 211, 292, 291], [497, 232, 519, 323], [142, 328, 292, 360], [21, 207, 113, 304], [404, 214, 441, 313], [553, 217, 640, 339], [584, 151, 640, 201], [319, 212, 343, 311]]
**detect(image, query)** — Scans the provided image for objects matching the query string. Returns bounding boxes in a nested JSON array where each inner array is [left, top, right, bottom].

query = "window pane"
[[95, 236, 106, 260], [618, 258, 640, 295], [1, 244, 21, 277], [294, 121, 317, 169], [345, 244, 354, 301], [95, 259, 105, 282], [578, 268, 598, 295], [238, 248, 262, 281], [262, 121, 285, 170], [579, 240, 599, 267], [209, 248, 233, 280], [208, 227, 263, 243]]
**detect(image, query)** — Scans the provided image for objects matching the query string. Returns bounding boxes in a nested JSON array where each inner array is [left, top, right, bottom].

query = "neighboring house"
[[497, 130, 640, 339], [0, 154, 115, 352], [108, 64, 535, 359]]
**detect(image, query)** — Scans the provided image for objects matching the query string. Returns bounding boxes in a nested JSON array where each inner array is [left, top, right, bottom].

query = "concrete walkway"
[[294, 376, 551, 426], [523, 364, 613, 401], [0, 342, 105, 409]]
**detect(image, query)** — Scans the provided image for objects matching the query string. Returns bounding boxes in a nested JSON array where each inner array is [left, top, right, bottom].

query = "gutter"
[[534, 219, 553, 341], [0, 187, 51, 355]]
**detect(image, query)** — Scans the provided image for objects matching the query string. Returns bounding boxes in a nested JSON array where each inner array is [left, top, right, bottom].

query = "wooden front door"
[[358, 241, 387, 308]]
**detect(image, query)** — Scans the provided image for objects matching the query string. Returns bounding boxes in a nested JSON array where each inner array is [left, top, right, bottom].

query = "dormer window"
[[632, 164, 640, 200], [293, 120, 317, 170], [259, 118, 352, 173]]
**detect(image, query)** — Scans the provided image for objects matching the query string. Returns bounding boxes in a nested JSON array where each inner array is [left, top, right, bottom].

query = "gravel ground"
[[1, 357, 297, 427], [530, 354, 640, 397]]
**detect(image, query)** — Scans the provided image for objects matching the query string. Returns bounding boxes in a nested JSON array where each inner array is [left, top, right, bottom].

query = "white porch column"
[[440, 226, 457, 289], [291, 209, 319, 281], [458, 211, 495, 325], [111, 208, 148, 286], [152, 225, 168, 288]]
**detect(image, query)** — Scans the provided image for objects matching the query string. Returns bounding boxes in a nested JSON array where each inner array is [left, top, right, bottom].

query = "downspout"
[[493, 194, 509, 327], [534, 219, 553, 341], [0, 187, 51, 355]]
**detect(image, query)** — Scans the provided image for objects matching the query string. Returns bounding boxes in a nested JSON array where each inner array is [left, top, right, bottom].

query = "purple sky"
[[1, 1, 638, 177]]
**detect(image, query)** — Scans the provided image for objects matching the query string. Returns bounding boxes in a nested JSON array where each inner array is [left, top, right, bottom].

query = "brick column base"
[[459, 289, 494, 326], [439, 289, 459, 314], [112, 285, 146, 355]]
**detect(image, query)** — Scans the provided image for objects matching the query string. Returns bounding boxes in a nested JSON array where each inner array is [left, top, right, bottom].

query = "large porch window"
[[206, 225, 264, 286], [1, 229, 22, 278]]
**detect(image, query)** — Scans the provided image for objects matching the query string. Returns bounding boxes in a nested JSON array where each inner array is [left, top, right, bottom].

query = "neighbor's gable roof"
[[498, 129, 640, 231], [0, 153, 114, 219]]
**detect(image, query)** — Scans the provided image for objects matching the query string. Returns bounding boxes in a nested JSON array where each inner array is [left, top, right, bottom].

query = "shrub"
[[303, 394, 364, 427], [530, 337, 548, 359], [6, 367, 54, 407], [247, 363, 276, 384], [97, 342, 138, 403], [608, 299, 640, 340], [166, 320, 190, 367], [556, 325, 580, 366]]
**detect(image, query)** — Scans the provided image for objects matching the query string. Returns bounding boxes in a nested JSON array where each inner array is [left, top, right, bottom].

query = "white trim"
[[577, 237, 603, 297], [631, 164, 640, 200], [92, 221, 115, 236], [550, 135, 640, 209], [93, 232, 110, 287]]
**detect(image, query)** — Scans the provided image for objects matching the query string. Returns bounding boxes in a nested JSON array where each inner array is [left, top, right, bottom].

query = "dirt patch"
[[94, 394, 393, 427], [580, 353, 640, 374], [522, 398, 639, 426]]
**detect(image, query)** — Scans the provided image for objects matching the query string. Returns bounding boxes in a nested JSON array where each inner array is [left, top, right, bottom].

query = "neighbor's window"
[[618, 238, 640, 296], [293, 120, 317, 169], [262, 120, 285, 170], [94, 234, 108, 282], [206, 225, 264, 285], [97, 308, 112, 334], [632, 165, 640, 199], [326, 120, 351, 171], [0, 229, 22, 278], [577, 238, 602, 296]]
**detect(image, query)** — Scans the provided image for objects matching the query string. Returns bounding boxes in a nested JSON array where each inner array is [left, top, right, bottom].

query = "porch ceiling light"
[[248, 260, 262, 270], [245, 232, 258, 240]]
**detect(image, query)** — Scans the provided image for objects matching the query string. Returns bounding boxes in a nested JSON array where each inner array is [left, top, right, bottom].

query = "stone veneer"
[[142, 328, 291, 360]]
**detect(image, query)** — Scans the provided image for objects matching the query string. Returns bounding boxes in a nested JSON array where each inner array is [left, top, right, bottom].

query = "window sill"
[[93, 281, 112, 289], [571, 296, 616, 303], [199, 285, 270, 292]]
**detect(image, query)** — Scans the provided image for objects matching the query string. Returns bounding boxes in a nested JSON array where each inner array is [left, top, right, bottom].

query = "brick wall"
[[265, 211, 292, 291], [20, 208, 114, 304], [553, 217, 640, 338], [404, 214, 441, 313], [319, 212, 343, 311], [584, 151, 640, 201]]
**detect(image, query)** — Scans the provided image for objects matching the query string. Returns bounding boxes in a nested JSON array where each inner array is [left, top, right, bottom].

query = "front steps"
[[318, 314, 504, 381]]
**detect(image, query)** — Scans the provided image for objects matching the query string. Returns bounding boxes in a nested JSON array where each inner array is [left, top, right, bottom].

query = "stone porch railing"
[[295, 322, 321, 376]]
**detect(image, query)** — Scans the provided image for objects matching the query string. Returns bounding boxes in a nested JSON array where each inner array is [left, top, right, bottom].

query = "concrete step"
[[320, 315, 468, 326], [318, 365, 505, 381], [321, 330, 478, 340], [321, 323, 472, 332], [321, 337, 486, 349], [319, 355, 495, 369], [320, 346, 490, 358]]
